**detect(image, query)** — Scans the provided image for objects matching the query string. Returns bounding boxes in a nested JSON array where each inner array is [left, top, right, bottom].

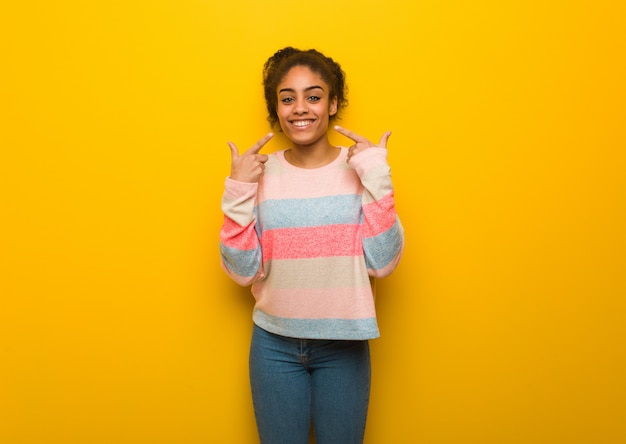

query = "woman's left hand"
[[334, 125, 391, 163]]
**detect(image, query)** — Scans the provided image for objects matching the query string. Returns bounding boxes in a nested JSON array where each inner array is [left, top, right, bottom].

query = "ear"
[[329, 96, 338, 116]]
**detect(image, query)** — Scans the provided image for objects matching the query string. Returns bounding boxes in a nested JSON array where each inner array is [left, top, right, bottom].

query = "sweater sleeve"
[[350, 147, 405, 277], [219, 177, 265, 286]]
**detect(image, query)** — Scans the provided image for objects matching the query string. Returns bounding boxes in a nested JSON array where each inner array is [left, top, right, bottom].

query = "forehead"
[[277, 65, 328, 90]]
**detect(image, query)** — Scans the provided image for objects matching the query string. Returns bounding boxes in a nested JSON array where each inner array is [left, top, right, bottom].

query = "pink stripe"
[[362, 192, 397, 238], [262, 225, 362, 261], [220, 216, 259, 250], [261, 169, 362, 200], [254, 285, 375, 319]]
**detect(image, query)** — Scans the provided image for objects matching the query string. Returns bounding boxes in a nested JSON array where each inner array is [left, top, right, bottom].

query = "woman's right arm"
[[219, 134, 272, 286], [219, 178, 265, 286]]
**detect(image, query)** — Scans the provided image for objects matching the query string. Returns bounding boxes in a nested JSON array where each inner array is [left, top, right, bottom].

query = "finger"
[[245, 132, 274, 155], [334, 125, 367, 144], [227, 141, 239, 161], [378, 131, 392, 148]]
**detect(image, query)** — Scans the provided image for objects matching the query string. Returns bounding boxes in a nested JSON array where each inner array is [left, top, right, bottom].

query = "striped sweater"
[[220, 146, 404, 340]]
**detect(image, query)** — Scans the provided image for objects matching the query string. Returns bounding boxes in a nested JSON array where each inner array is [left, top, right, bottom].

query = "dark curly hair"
[[262, 47, 348, 128]]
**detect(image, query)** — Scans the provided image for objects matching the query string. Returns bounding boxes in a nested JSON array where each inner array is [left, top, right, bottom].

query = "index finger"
[[334, 126, 367, 144], [245, 132, 274, 155]]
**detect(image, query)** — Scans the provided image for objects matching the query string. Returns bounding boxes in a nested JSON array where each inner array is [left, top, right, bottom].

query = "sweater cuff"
[[349, 147, 389, 178]]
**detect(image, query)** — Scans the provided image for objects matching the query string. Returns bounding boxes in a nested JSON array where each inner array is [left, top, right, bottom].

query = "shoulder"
[[264, 150, 286, 172]]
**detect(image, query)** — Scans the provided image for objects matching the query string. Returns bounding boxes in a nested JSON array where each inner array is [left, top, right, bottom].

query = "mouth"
[[290, 119, 316, 129]]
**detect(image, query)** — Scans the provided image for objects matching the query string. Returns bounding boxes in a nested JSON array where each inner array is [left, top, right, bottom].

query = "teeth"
[[293, 120, 313, 127]]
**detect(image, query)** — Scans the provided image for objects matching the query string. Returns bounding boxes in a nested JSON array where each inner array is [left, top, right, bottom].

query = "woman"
[[219, 47, 404, 443]]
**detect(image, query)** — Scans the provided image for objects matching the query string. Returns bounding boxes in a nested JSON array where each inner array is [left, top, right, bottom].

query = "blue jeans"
[[249, 324, 371, 444]]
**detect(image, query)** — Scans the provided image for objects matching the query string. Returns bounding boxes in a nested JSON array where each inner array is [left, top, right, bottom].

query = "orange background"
[[2, 1, 625, 442]]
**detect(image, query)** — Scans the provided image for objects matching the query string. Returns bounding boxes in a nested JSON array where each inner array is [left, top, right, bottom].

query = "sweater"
[[219, 146, 404, 340]]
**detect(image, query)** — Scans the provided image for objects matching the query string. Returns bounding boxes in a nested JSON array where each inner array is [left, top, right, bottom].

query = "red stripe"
[[362, 192, 397, 238], [220, 216, 259, 250], [262, 225, 363, 261]]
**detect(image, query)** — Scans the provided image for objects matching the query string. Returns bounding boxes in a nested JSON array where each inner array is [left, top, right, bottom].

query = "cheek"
[[276, 104, 288, 119], [276, 108, 289, 130]]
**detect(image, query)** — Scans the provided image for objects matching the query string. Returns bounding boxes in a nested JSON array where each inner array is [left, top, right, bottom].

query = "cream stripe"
[[260, 256, 370, 289]]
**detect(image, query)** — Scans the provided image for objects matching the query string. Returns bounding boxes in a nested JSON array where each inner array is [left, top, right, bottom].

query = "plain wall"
[[2, 0, 625, 442]]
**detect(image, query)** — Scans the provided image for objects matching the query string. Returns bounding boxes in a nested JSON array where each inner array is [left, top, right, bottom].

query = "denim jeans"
[[249, 324, 371, 444]]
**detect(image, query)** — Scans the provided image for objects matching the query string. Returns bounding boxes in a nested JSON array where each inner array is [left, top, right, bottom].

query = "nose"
[[294, 98, 308, 114]]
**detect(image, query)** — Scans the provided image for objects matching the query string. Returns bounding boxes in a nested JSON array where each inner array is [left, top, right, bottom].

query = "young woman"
[[219, 47, 404, 444]]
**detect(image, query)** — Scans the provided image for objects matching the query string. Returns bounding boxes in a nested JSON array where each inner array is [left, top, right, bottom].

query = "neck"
[[286, 137, 339, 169]]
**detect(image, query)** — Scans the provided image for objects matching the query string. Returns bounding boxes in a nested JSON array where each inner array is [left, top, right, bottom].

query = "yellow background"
[[2, 0, 625, 443]]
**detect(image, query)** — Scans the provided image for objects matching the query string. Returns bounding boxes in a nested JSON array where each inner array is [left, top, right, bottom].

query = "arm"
[[219, 133, 272, 286], [335, 126, 405, 277], [220, 178, 265, 286]]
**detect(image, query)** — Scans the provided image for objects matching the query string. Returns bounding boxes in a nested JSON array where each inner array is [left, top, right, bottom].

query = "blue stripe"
[[220, 244, 261, 277], [363, 220, 403, 270], [258, 194, 362, 230], [253, 309, 380, 340]]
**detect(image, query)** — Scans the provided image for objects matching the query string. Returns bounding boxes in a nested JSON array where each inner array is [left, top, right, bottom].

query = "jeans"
[[249, 324, 371, 444]]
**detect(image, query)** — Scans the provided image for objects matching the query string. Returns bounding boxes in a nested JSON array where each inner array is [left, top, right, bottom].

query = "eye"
[[280, 97, 295, 104], [307, 96, 321, 102]]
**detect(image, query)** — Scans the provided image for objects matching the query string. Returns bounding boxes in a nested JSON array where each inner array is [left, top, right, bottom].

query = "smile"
[[291, 120, 315, 128]]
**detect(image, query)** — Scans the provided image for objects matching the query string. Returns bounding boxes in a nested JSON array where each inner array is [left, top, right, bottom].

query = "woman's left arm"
[[335, 126, 405, 277]]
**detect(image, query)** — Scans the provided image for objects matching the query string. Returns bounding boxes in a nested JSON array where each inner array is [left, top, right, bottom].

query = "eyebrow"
[[278, 85, 325, 94]]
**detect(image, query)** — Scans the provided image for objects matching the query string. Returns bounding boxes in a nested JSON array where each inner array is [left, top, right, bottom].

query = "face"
[[276, 65, 338, 147]]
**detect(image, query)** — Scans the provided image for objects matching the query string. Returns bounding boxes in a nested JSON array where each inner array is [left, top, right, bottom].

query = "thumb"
[[379, 131, 392, 148], [227, 142, 239, 161]]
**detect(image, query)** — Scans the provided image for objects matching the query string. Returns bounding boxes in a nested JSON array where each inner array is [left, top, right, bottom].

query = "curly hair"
[[262, 47, 348, 128]]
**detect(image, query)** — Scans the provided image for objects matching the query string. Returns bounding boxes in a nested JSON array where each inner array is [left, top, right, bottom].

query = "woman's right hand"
[[227, 133, 273, 183]]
